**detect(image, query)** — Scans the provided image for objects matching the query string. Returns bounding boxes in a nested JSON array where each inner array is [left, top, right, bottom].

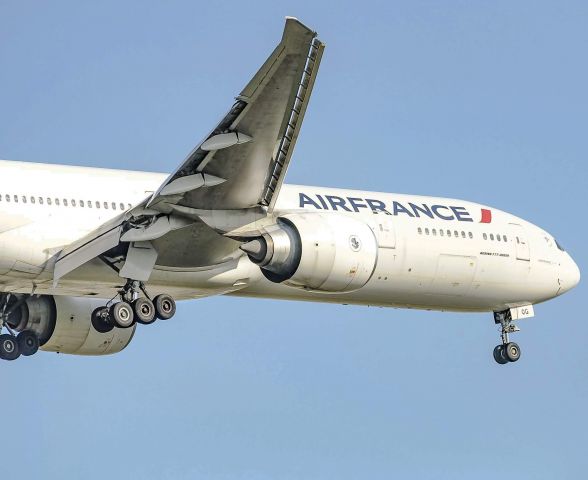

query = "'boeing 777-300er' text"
[[0, 18, 579, 364]]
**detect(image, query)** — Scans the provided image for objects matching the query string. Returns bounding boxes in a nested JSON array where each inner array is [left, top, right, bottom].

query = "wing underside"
[[53, 18, 323, 285]]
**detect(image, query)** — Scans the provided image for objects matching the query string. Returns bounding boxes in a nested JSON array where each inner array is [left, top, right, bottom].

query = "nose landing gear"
[[493, 309, 522, 365]]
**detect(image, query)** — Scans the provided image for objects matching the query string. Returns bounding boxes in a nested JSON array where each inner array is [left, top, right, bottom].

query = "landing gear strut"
[[92, 280, 176, 331], [493, 309, 521, 365]]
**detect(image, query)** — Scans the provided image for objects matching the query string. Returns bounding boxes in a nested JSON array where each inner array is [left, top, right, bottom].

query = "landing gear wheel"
[[493, 345, 508, 365], [0, 334, 20, 361], [504, 342, 521, 362], [154, 294, 176, 320], [133, 298, 156, 325], [109, 302, 135, 329], [91, 307, 114, 333], [17, 330, 39, 356]]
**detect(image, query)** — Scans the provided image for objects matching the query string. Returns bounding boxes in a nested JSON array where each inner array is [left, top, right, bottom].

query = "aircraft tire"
[[133, 298, 156, 325], [154, 294, 176, 320], [110, 302, 135, 329], [504, 342, 521, 362], [91, 307, 114, 333], [17, 330, 39, 356], [0, 334, 20, 361], [493, 345, 508, 365]]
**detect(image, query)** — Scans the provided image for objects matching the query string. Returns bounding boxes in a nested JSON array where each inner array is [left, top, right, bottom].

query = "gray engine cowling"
[[241, 213, 378, 292], [6, 295, 135, 356]]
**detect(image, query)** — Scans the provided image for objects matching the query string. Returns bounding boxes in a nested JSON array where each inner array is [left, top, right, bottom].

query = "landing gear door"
[[375, 218, 395, 249], [510, 224, 530, 261]]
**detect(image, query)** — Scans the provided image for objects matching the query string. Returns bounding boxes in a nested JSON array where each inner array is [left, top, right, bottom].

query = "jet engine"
[[241, 213, 378, 292], [5, 295, 135, 355]]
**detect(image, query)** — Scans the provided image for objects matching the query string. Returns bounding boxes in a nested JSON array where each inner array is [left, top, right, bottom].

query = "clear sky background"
[[1, 1, 586, 479]]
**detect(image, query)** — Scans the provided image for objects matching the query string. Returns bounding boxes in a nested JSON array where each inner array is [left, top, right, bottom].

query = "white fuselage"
[[0, 160, 579, 313]]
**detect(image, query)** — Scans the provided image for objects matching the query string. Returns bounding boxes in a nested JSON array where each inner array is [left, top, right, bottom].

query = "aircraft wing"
[[150, 17, 323, 212], [53, 18, 323, 284]]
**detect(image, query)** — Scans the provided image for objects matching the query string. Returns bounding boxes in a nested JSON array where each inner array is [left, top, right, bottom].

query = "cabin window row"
[[483, 233, 508, 242], [417, 227, 473, 239], [0, 194, 132, 211]]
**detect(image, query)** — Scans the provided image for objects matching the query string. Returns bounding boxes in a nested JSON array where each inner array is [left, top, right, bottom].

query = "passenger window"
[[454, 230, 458, 237], [483, 233, 487, 240], [497, 234, 501, 242], [47, 198, 52, 205], [88, 201, 92, 208], [80, 200, 84, 207], [127, 203, 132, 209], [516, 237, 520, 244], [490, 234, 494, 240], [96, 201, 100, 209], [55, 198, 60, 206], [503, 235, 507, 242], [468, 232, 473, 239], [461, 231, 465, 238], [14, 195, 18, 203], [38, 197, 43, 205], [418, 227, 422, 235], [104, 202, 108, 209], [432, 229, 437, 236], [22, 196, 27, 203], [447, 230, 451, 237], [5, 195, 10, 202], [71, 199, 76, 207], [425, 228, 430, 235], [440, 229, 444, 237], [111, 202, 116, 210], [29, 197, 34, 204], [63, 199, 68, 206], [119, 203, 125, 210]]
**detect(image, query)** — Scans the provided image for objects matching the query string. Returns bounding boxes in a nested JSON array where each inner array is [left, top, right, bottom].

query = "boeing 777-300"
[[0, 18, 579, 364]]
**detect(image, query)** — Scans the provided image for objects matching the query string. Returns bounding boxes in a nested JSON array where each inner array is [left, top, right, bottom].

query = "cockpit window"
[[555, 239, 565, 252]]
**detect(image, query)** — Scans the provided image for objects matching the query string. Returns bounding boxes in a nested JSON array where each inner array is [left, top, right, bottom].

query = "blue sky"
[[1, 1, 586, 478]]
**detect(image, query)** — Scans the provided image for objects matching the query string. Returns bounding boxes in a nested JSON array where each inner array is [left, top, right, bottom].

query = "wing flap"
[[53, 222, 123, 285]]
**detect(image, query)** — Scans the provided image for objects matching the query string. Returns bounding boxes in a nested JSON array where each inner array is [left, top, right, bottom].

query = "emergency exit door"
[[510, 224, 530, 261]]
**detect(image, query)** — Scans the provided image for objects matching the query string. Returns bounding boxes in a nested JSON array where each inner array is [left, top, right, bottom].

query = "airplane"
[[0, 18, 579, 365]]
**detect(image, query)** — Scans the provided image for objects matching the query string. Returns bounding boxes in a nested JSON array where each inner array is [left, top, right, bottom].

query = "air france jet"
[[0, 18, 579, 364]]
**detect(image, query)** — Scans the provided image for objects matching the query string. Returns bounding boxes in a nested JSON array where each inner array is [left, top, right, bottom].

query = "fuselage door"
[[376, 218, 395, 249], [511, 224, 530, 261]]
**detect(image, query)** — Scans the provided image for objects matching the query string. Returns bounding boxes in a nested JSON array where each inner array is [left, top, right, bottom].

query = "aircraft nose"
[[559, 254, 580, 295]]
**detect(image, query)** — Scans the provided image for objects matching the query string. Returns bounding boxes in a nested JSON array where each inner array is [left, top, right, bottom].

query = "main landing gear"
[[91, 280, 176, 333], [0, 294, 40, 361], [492, 309, 521, 365]]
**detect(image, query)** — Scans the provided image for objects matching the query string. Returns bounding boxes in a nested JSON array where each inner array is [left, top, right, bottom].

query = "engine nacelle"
[[6, 296, 135, 356], [242, 213, 378, 292]]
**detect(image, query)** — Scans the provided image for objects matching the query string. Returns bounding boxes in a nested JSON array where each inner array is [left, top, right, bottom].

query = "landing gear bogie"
[[89, 280, 177, 334]]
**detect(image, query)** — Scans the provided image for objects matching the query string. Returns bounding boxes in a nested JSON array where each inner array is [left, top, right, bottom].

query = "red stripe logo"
[[480, 208, 492, 223]]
